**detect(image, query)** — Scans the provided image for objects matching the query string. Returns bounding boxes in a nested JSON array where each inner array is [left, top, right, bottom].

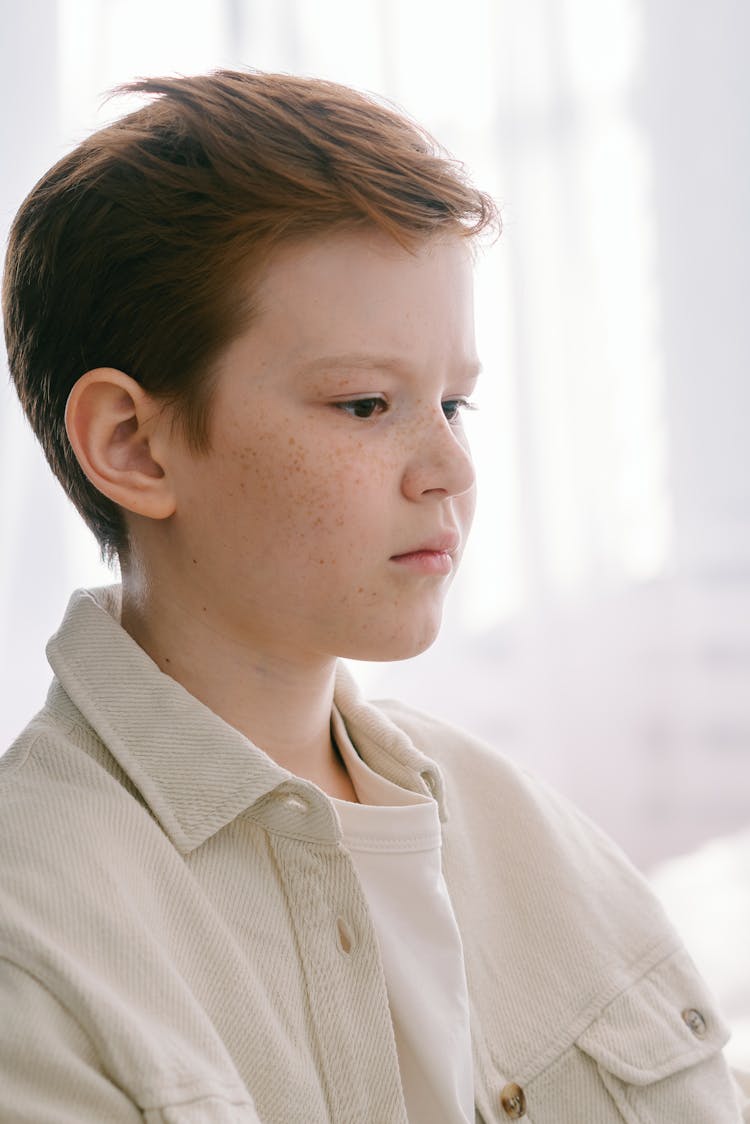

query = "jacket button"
[[682, 1008, 707, 1038], [500, 1083, 527, 1118]]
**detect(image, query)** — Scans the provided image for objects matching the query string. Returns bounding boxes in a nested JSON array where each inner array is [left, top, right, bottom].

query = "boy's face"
[[156, 228, 479, 664]]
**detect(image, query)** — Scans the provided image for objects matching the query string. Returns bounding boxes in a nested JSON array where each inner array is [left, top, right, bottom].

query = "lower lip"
[[390, 551, 454, 575]]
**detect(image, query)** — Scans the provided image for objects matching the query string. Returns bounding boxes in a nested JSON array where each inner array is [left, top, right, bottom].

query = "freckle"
[[164, 657, 171, 663], [289, 437, 296, 446], [192, 558, 198, 564], [202, 606, 207, 612]]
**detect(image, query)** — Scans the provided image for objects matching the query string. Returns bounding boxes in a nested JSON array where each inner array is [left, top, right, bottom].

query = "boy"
[[0, 69, 744, 1122]]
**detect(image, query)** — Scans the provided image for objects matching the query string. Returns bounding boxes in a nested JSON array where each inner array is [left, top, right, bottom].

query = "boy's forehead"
[[242, 229, 477, 365], [251, 227, 472, 301], [291, 351, 483, 381]]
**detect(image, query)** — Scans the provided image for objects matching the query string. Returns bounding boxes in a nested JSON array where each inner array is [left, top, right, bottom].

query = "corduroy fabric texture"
[[0, 586, 745, 1122]]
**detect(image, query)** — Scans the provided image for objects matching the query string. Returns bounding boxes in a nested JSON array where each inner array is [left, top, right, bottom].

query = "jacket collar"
[[45, 586, 445, 854]]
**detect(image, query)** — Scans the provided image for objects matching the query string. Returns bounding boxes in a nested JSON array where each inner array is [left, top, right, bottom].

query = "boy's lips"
[[390, 532, 460, 573], [391, 531, 461, 559]]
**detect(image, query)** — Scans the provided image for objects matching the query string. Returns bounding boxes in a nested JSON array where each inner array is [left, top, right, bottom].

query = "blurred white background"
[[1, 0, 748, 1067]]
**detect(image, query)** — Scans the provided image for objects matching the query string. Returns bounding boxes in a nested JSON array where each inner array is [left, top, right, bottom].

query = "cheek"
[[228, 434, 390, 546], [457, 484, 477, 535]]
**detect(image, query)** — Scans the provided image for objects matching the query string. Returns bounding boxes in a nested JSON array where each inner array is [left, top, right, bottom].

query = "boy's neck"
[[119, 578, 359, 802]]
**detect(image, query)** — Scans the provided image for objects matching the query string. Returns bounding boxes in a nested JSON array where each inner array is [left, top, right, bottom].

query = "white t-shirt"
[[330, 707, 475, 1124]]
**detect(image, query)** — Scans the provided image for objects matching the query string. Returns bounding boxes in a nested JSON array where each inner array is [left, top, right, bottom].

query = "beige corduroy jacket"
[[0, 586, 745, 1123]]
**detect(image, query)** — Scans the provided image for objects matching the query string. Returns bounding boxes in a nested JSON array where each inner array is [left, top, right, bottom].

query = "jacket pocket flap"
[[576, 947, 731, 1086]]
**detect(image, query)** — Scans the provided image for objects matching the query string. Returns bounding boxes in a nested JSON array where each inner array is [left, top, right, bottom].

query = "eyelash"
[[334, 396, 477, 424]]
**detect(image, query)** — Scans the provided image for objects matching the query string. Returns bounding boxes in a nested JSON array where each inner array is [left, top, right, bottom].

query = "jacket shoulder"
[[0, 703, 146, 838], [373, 699, 687, 1056], [373, 696, 626, 864], [0, 704, 158, 959]]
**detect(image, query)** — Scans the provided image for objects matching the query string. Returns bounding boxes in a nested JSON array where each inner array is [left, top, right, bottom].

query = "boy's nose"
[[400, 413, 476, 501]]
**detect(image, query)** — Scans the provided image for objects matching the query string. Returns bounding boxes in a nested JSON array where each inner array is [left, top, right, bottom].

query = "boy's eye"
[[334, 396, 388, 419], [333, 396, 477, 422], [442, 397, 477, 424]]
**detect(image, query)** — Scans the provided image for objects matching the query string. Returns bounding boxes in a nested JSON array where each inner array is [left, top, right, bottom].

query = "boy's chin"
[[344, 619, 443, 664]]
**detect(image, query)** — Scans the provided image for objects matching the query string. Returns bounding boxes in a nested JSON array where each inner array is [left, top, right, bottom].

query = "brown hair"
[[2, 69, 499, 560]]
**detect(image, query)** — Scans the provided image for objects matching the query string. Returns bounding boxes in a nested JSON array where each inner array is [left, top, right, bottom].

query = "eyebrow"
[[296, 353, 483, 379]]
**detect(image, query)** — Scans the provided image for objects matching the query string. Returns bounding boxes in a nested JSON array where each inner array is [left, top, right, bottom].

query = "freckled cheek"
[[262, 436, 390, 497], [225, 441, 380, 555]]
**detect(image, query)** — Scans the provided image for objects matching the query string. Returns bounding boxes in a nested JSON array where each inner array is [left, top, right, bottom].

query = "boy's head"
[[2, 69, 498, 564]]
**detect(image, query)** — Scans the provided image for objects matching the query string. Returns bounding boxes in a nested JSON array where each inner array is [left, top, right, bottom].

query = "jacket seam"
[[0, 954, 110, 1068], [0, 730, 40, 786]]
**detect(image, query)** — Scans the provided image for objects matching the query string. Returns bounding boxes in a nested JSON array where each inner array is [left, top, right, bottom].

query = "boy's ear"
[[65, 368, 177, 520]]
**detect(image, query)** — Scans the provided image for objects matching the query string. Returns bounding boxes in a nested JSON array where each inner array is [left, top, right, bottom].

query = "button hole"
[[280, 792, 309, 812], [420, 770, 437, 796], [336, 917, 354, 955]]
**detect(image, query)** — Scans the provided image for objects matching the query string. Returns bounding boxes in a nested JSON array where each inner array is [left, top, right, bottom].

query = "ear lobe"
[[65, 368, 176, 520]]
